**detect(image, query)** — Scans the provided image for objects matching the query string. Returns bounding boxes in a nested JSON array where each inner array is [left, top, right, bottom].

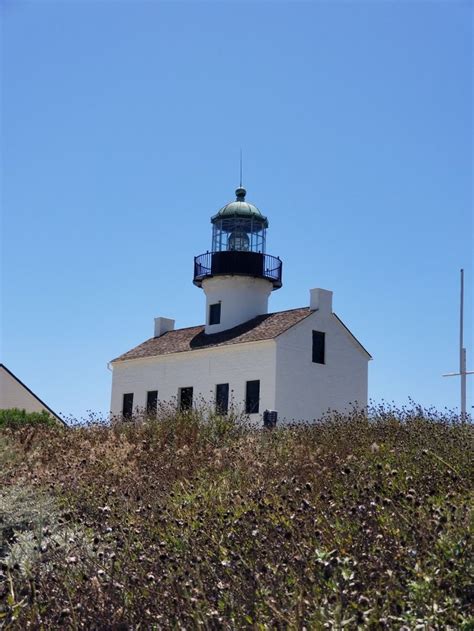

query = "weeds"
[[0, 406, 472, 629]]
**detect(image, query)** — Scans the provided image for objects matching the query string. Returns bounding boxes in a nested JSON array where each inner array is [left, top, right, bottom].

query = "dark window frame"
[[312, 330, 326, 364], [122, 393, 134, 419], [209, 302, 221, 325], [245, 380, 260, 414], [179, 386, 193, 411], [215, 383, 229, 415], [146, 390, 158, 416]]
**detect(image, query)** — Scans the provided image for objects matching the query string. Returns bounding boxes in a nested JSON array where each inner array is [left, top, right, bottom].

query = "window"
[[215, 383, 229, 414], [312, 330, 325, 364], [122, 393, 134, 419], [245, 380, 260, 414], [179, 387, 193, 411], [209, 302, 221, 325], [146, 390, 158, 416]]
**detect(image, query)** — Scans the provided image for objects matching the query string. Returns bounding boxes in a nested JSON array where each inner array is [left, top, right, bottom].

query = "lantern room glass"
[[211, 217, 267, 253]]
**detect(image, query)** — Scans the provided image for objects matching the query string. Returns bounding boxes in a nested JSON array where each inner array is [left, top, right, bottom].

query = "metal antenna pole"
[[443, 268, 472, 419], [240, 148, 243, 188], [460, 269, 467, 419]]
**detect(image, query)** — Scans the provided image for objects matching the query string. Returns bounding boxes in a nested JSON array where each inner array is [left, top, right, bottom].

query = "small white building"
[[0, 363, 64, 424], [109, 186, 371, 424]]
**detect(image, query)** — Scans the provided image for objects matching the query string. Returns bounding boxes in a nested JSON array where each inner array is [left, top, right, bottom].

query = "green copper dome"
[[211, 187, 269, 227]]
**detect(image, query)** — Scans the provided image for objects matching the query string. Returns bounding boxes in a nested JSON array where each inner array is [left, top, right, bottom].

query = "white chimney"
[[310, 288, 333, 314], [154, 317, 175, 338]]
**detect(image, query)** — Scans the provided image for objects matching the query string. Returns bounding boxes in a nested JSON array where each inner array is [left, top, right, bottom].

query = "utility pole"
[[443, 269, 473, 420]]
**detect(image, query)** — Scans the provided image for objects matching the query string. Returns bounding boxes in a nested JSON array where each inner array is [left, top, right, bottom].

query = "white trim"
[[332, 314, 372, 359]]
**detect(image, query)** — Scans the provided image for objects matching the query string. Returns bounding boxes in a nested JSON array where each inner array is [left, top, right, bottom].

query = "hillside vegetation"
[[0, 408, 57, 430], [0, 406, 472, 629]]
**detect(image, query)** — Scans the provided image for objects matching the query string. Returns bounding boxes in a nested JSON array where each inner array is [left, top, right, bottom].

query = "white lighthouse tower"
[[193, 186, 282, 334], [110, 180, 371, 423]]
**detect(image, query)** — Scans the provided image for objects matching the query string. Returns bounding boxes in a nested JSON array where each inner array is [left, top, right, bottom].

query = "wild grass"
[[0, 405, 472, 629]]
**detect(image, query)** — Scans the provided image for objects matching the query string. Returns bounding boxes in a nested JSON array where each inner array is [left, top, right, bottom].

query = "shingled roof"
[[111, 307, 314, 363]]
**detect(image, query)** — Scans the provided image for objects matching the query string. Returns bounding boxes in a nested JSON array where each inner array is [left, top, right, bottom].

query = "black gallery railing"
[[193, 251, 282, 289]]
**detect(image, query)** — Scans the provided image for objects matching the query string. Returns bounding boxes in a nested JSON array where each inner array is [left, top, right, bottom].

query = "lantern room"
[[211, 187, 268, 253], [193, 186, 282, 291]]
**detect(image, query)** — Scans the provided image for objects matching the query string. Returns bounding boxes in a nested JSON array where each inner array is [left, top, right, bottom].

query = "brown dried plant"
[[0, 404, 472, 629]]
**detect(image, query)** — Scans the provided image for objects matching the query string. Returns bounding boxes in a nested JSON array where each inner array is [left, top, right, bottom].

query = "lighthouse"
[[109, 182, 371, 423], [193, 186, 282, 333]]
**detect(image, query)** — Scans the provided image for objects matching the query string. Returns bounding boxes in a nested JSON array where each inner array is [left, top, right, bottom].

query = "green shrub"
[[0, 408, 57, 429]]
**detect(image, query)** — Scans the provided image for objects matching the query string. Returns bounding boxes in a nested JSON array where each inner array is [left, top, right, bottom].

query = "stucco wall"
[[0, 367, 57, 416], [274, 311, 369, 422], [110, 340, 277, 421], [110, 304, 370, 425], [202, 275, 272, 333]]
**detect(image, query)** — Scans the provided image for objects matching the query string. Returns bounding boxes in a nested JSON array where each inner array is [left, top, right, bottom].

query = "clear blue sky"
[[1, 0, 472, 420]]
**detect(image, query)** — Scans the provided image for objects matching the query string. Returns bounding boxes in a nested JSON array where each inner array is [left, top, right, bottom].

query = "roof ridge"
[[164, 307, 311, 335], [162, 324, 204, 333], [267, 306, 310, 316]]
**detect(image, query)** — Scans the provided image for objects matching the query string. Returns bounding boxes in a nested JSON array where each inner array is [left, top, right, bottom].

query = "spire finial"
[[240, 148, 243, 188], [235, 148, 246, 200]]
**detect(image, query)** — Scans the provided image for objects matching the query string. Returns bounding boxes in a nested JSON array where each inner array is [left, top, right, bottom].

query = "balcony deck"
[[193, 251, 282, 289]]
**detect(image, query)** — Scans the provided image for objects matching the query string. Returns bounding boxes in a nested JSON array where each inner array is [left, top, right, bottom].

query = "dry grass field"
[[0, 405, 472, 629]]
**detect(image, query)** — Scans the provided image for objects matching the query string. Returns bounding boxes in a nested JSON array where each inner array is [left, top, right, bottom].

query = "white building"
[[0, 363, 64, 424], [109, 186, 371, 424]]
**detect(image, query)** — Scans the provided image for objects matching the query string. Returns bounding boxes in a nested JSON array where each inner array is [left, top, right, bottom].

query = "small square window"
[[312, 331, 325, 364], [146, 390, 158, 416], [245, 380, 260, 414], [122, 393, 134, 419], [179, 387, 193, 411], [209, 303, 221, 325]]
